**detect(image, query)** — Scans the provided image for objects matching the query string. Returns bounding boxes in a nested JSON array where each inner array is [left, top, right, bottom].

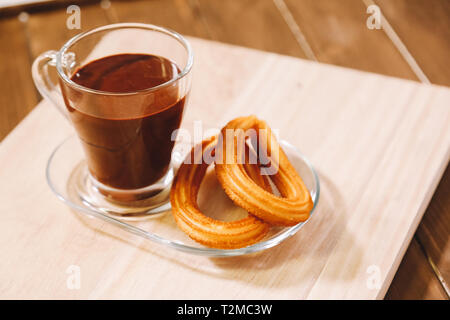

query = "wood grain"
[[0, 1, 96, 18], [376, 0, 450, 87], [386, 239, 448, 299], [416, 165, 450, 296], [281, 0, 449, 298], [0, 0, 448, 299], [0, 37, 449, 299], [0, 16, 38, 141], [0, 2, 110, 142], [26, 1, 110, 59], [372, 0, 450, 298], [194, 0, 306, 58], [109, 0, 210, 38], [284, 0, 418, 80]]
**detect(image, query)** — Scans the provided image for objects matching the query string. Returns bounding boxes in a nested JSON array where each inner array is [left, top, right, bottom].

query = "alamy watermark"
[[171, 121, 281, 176], [366, 4, 382, 30], [66, 264, 81, 290], [366, 264, 382, 290], [66, 5, 81, 30]]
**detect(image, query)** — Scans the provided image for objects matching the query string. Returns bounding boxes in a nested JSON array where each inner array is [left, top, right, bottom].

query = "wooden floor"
[[0, 0, 448, 299]]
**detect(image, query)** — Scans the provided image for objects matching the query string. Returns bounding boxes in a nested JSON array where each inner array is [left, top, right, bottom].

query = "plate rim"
[[46, 135, 320, 257]]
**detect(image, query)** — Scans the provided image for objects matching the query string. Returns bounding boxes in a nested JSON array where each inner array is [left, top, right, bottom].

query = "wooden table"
[[0, 0, 449, 299]]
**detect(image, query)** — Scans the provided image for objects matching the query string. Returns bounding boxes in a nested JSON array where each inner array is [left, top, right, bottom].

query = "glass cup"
[[32, 23, 193, 216]]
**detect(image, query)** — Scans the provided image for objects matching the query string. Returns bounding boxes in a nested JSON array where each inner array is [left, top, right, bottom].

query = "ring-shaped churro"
[[215, 116, 313, 226], [170, 135, 271, 249]]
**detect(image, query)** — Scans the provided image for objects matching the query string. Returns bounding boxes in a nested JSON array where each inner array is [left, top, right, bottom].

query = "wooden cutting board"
[[0, 37, 449, 299]]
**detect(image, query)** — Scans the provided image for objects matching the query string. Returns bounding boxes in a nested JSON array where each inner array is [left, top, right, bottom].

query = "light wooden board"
[[0, 37, 449, 299]]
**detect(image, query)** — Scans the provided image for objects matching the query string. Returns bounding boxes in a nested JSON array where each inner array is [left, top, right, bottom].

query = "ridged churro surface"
[[170, 136, 271, 249], [215, 116, 313, 226]]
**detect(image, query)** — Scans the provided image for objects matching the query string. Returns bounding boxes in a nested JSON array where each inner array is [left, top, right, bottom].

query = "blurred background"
[[0, 0, 448, 300]]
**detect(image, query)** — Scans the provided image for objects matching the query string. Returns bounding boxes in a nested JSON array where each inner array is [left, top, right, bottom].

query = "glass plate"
[[46, 130, 320, 257]]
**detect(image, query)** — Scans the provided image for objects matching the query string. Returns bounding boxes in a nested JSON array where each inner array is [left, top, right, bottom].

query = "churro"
[[170, 135, 271, 249], [215, 116, 313, 226]]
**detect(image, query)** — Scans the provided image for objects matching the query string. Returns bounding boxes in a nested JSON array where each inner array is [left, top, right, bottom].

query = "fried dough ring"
[[170, 135, 271, 249], [215, 116, 313, 226]]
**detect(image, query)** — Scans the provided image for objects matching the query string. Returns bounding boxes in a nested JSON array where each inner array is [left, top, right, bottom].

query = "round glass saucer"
[[46, 134, 320, 257]]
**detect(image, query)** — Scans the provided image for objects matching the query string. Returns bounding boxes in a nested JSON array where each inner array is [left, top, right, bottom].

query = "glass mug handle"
[[31, 50, 69, 119]]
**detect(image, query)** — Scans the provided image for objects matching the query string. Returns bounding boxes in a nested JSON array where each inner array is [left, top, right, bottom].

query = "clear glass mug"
[[32, 23, 193, 216]]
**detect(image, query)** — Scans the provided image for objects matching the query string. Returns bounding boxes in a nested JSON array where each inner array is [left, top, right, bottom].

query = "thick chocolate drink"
[[65, 54, 185, 190]]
